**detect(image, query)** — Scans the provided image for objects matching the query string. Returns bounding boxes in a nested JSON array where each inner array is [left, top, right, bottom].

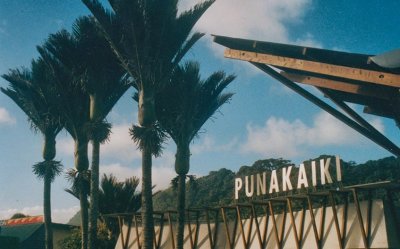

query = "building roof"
[[0, 215, 75, 243], [213, 35, 400, 157], [0, 223, 43, 242]]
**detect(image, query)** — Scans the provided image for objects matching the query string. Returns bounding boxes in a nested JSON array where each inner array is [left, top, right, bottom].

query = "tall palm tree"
[[37, 32, 91, 249], [1, 58, 64, 249], [70, 17, 130, 248], [81, 1, 215, 248], [156, 61, 235, 249], [37, 17, 130, 249]]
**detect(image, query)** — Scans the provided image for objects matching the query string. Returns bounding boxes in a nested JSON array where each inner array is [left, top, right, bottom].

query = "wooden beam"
[[224, 48, 400, 88], [363, 106, 395, 119], [281, 72, 396, 100]]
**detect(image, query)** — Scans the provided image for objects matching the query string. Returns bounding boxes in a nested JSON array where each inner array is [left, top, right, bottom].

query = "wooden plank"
[[363, 105, 395, 119], [281, 72, 395, 100], [224, 49, 400, 88]]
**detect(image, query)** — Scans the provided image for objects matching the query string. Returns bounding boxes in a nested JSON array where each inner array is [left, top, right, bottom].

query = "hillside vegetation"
[[153, 156, 400, 211]]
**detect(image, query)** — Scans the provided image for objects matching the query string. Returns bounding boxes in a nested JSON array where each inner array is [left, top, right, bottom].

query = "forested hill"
[[153, 156, 400, 211]]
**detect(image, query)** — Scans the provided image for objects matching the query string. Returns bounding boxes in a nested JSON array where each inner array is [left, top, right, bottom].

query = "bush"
[[0, 236, 20, 249], [58, 222, 114, 249]]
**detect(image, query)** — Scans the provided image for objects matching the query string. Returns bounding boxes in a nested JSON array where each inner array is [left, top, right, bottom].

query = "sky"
[[0, 0, 400, 223]]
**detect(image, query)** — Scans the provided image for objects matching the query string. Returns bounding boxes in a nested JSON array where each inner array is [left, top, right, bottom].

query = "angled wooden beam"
[[287, 198, 301, 249], [221, 207, 238, 249], [237, 205, 254, 249], [154, 213, 164, 249], [251, 62, 400, 157], [352, 189, 369, 248], [224, 48, 400, 88], [363, 105, 396, 119], [134, 215, 142, 249], [281, 72, 396, 100], [252, 203, 270, 249]]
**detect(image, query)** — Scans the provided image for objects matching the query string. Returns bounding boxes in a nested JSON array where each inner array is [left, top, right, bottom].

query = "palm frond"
[[65, 168, 91, 197], [32, 160, 63, 182], [85, 120, 112, 144], [129, 123, 167, 157], [156, 60, 236, 145]]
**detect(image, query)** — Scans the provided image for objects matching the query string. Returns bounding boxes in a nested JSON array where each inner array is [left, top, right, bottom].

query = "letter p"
[[235, 178, 243, 200]]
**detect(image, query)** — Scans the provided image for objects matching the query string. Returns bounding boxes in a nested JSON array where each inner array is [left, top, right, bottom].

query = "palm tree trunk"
[[141, 148, 154, 249], [175, 145, 190, 249], [89, 141, 100, 249], [43, 135, 56, 249], [80, 189, 89, 249], [75, 136, 89, 249], [176, 173, 186, 249], [44, 172, 53, 249]]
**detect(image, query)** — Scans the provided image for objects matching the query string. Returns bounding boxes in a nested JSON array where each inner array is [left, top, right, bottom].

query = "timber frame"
[[212, 35, 400, 157], [105, 181, 400, 249]]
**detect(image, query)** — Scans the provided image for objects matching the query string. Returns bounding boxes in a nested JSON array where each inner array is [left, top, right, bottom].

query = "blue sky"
[[0, 0, 399, 223]]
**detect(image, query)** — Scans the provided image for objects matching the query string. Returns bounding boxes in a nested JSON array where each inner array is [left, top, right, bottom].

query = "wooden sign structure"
[[111, 181, 400, 249], [212, 35, 400, 158]]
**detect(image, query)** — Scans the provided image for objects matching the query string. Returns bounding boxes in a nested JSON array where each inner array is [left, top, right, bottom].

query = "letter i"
[[311, 161, 317, 186]]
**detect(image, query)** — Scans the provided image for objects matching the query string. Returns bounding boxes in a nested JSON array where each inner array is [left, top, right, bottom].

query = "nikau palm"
[[71, 17, 130, 249], [156, 61, 235, 249], [82, 1, 215, 248], [99, 174, 141, 245], [37, 16, 130, 249], [2, 58, 64, 249], [37, 30, 92, 249]]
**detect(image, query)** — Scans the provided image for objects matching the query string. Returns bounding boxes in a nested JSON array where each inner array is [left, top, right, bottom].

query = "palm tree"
[[156, 61, 235, 249], [65, 173, 142, 248], [99, 174, 141, 246], [70, 17, 130, 248], [1, 58, 64, 249], [37, 17, 130, 249], [81, 1, 215, 248], [37, 32, 91, 249]]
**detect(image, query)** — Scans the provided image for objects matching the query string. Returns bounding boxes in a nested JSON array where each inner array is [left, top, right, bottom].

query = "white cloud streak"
[[180, 0, 318, 76], [241, 111, 385, 158], [0, 107, 16, 125], [191, 135, 238, 155], [57, 123, 141, 162]]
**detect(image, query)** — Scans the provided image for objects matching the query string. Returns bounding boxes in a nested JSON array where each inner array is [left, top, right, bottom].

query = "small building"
[[0, 215, 75, 249]]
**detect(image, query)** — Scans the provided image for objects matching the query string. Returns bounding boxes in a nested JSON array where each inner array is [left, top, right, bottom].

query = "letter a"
[[297, 164, 309, 188], [269, 170, 279, 193]]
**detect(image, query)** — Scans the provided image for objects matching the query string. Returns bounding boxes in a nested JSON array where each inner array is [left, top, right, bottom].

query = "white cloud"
[[241, 111, 385, 158], [57, 123, 141, 162], [0, 107, 16, 125], [100, 152, 177, 192], [180, 0, 318, 76], [182, 0, 310, 41], [102, 123, 140, 161], [191, 135, 238, 155], [0, 205, 79, 224]]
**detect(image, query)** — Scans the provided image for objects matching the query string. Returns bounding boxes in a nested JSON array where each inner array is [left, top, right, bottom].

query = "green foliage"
[[10, 213, 27, 219], [0, 236, 19, 249], [129, 124, 167, 157], [32, 160, 63, 182], [58, 223, 113, 249], [154, 156, 400, 211]]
